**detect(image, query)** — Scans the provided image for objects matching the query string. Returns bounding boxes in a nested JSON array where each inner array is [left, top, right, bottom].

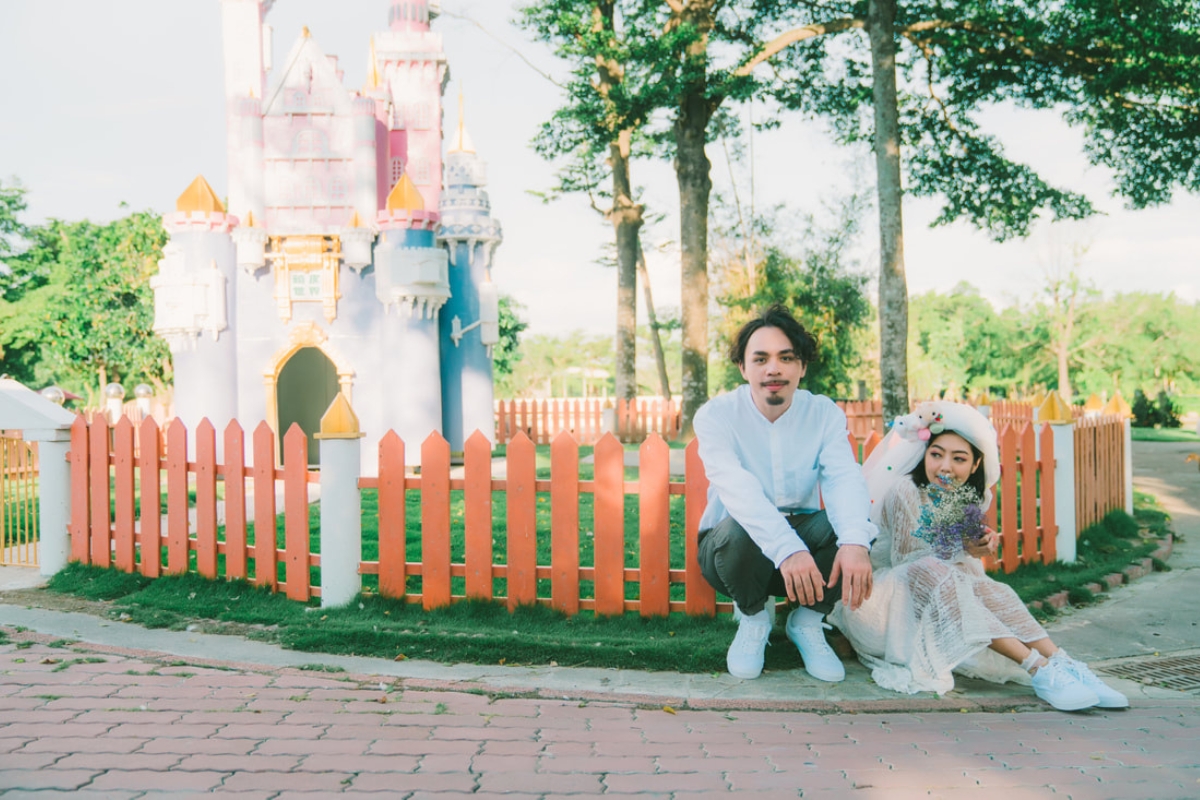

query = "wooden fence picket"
[[377, 431, 406, 598], [69, 415, 89, 565], [998, 425, 1019, 573], [463, 430, 494, 601], [1018, 423, 1039, 563], [683, 439, 714, 615], [112, 416, 136, 572], [420, 432, 452, 609], [224, 421, 248, 581], [165, 419, 189, 575], [88, 415, 110, 568], [251, 421, 277, 589], [137, 417, 161, 578], [593, 433, 625, 616], [638, 434, 670, 617], [505, 432, 537, 610], [195, 419, 218, 579], [550, 431, 580, 616], [282, 424, 310, 601]]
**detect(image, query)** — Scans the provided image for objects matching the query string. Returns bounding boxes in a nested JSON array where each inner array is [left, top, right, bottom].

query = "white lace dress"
[[829, 479, 1045, 694]]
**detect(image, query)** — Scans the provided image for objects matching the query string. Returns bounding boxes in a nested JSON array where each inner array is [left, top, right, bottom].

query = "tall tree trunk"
[[612, 129, 642, 402], [594, 2, 642, 402], [867, 0, 909, 421], [674, 2, 714, 439], [637, 236, 672, 399]]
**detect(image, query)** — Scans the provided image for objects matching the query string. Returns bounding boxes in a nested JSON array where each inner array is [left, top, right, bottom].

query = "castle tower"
[[151, 176, 240, 444], [438, 96, 503, 452], [220, 0, 272, 220], [374, 0, 448, 216], [375, 175, 449, 464]]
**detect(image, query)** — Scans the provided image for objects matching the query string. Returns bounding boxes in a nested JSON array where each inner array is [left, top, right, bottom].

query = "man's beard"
[[764, 393, 785, 406]]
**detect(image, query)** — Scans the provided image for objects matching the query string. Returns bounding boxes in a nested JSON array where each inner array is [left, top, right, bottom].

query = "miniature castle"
[[150, 0, 502, 469]]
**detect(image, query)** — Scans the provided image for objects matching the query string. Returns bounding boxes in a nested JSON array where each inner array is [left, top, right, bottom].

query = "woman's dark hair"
[[729, 304, 818, 366], [910, 430, 988, 498]]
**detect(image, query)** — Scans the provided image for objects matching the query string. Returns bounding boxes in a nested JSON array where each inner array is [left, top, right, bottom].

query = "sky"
[[1, 0, 1197, 340]]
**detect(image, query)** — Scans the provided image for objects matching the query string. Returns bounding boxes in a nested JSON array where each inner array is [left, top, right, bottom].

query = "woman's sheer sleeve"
[[881, 480, 931, 565]]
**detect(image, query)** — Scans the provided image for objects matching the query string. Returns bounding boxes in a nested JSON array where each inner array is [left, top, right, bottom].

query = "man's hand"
[[779, 550, 826, 606], [829, 545, 873, 611]]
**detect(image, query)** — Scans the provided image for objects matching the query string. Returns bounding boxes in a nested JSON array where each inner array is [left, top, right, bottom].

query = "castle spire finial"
[[448, 86, 476, 154], [365, 35, 381, 91]]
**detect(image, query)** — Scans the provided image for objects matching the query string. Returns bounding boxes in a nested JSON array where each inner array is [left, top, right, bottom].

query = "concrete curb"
[[1027, 534, 1172, 612]]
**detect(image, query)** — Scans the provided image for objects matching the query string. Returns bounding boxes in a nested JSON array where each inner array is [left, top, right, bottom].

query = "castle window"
[[330, 176, 349, 203], [290, 271, 323, 300], [390, 158, 405, 185]]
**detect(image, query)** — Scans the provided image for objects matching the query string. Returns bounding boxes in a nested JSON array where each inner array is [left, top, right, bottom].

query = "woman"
[[829, 401, 1128, 711]]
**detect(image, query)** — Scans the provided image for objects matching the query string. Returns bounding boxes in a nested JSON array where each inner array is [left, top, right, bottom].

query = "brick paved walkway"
[[2, 639, 1198, 799]]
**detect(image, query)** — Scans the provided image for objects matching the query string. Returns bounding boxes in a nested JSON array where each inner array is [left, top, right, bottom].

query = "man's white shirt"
[[695, 385, 878, 567]]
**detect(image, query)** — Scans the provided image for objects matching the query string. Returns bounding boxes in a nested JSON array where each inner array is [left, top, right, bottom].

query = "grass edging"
[[32, 491, 1178, 673]]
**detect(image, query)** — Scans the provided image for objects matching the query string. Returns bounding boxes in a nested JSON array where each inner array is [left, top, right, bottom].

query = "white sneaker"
[[1056, 652, 1129, 709], [785, 607, 845, 683], [727, 609, 772, 679], [1030, 657, 1100, 711]]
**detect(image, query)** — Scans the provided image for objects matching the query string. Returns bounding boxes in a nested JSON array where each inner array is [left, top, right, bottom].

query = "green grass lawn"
[[1130, 427, 1199, 443], [42, 486, 1175, 672]]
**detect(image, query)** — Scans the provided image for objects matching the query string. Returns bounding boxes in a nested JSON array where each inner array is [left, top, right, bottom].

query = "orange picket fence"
[[68, 415, 320, 600], [495, 397, 682, 445], [67, 410, 1063, 614], [1074, 414, 1127, 531]]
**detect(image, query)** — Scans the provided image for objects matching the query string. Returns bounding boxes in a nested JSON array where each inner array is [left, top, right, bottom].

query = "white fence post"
[[1038, 391, 1077, 564], [1050, 422, 1077, 564], [0, 379, 77, 575], [315, 394, 364, 608]]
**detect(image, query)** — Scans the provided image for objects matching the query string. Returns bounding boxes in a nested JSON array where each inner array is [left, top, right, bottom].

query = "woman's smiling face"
[[923, 431, 981, 486]]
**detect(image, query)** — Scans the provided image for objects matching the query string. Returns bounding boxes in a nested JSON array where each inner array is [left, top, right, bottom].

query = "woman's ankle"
[[1020, 650, 1048, 674]]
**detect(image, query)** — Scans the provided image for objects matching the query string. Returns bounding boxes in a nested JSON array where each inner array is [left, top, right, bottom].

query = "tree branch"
[[734, 18, 864, 77], [440, 8, 564, 88]]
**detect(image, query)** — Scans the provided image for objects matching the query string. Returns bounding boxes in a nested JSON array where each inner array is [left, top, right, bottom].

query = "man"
[[695, 304, 876, 682]]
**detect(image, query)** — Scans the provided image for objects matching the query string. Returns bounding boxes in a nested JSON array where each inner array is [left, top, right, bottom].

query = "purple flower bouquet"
[[915, 477, 987, 559]]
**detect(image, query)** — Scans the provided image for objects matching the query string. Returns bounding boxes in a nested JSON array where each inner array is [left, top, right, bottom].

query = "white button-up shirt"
[[695, 385, 877, 567]]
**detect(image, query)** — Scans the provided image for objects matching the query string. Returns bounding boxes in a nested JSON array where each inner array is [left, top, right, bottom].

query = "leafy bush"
[[1132, 389, 1155, 427], [1132, 389, 1183, 428], [1154, 391, 1182, 428]]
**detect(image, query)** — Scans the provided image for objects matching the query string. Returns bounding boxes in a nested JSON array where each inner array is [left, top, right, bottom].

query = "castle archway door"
[[276, 347, 339, 467]]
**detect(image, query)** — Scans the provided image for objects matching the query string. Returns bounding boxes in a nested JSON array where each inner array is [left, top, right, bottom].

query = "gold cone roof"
[[176, 175, 224, 214], [385, 173, 425, 212]]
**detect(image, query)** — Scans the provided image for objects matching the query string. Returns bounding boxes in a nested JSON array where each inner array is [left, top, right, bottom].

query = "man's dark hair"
[[729, 304, 818, 366]]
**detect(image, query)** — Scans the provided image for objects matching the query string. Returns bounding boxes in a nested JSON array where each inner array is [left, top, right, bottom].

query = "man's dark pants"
[[697, 510, 842, 616]]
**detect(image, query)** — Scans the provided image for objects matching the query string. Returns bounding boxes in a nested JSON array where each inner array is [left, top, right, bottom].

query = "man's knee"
[[697, 517, 775, 605]]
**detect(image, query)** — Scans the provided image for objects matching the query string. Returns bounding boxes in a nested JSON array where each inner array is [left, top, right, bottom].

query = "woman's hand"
[[964, 527, 998, 559]]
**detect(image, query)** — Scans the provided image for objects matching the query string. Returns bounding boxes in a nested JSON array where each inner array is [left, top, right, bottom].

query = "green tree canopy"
[[712, 202, 872, 398], [0, 208, 171, 396]]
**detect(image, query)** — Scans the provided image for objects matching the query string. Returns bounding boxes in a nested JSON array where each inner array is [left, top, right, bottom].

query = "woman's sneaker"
[[1055, 652, 1129, 709], [785, 607, 845, 682], [727, 609, 772, 679], [1031, 657, 1100, 711]]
